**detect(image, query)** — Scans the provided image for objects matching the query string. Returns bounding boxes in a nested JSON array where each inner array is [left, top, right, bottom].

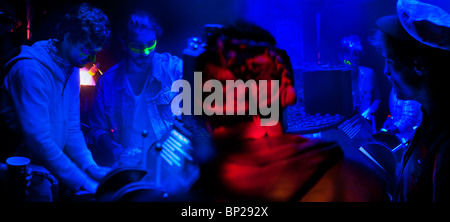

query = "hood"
[[212, 134, 343, 201], [6, 40, 66, 83]]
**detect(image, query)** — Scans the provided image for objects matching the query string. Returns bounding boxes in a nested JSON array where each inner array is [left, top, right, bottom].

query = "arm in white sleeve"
[[7, 61, 89, 191]]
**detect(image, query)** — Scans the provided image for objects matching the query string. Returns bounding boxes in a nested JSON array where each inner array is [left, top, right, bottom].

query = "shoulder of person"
[[154, 52, 183, 70], [9, 59, 51, 82], [155, 52, 182, 62], [154, 52, 183, 81]]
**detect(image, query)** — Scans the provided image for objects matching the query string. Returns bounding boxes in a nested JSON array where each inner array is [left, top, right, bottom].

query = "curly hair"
[[56, 3, 111, 48]]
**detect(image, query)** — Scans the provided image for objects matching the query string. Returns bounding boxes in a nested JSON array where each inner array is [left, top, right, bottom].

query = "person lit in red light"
[[191, 21, 388, 202]]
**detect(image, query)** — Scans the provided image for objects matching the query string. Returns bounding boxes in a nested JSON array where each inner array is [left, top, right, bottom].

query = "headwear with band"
[[377, 0, 450, 52]]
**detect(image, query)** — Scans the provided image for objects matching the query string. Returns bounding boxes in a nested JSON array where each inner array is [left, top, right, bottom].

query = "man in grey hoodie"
[[0, 3, 111, 201]]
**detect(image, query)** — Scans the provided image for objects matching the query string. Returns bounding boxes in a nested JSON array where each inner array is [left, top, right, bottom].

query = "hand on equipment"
[[86, 164, 112, 182], [81, 177, 99, 194]]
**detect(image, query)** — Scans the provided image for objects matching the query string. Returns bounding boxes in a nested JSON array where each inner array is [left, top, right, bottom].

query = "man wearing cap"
[[372, 0, 450, 201]]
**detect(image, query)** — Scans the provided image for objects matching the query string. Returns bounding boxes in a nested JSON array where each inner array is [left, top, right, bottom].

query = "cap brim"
[[376, 15, 411, 43], [397, 0, 450, 51]]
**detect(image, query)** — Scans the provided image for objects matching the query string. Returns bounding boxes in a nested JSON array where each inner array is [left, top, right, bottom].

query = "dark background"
[[5, 0, 398, 128]]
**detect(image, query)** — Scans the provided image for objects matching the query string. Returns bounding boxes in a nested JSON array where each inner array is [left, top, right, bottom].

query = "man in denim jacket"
[[89, 10, 182, 167]]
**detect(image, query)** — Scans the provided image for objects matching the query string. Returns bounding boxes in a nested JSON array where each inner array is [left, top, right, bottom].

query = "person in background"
[[372, 0, 450, 201], [191, 21, 388, 202], [89, 10, 182, 167], [0, 3, 111, 201], [339, 35, 381, 122]]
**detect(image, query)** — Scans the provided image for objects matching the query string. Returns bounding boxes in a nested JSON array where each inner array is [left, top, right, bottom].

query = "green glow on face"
[[128, 40, 157, 56], [344, 59, 352, 66]]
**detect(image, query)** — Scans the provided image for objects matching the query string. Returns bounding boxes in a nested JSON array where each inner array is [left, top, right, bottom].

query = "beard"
[[128, 54, 154, 70]]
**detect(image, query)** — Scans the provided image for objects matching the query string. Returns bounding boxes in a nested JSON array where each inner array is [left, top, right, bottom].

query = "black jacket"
[[396, 111, 450, 202]]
